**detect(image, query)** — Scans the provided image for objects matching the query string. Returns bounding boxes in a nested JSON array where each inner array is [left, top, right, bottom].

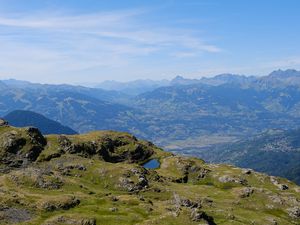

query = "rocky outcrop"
[[190, 209, 216, 225], [1, 125, 155, 170], [39, 196, 80, 211], [9, 167, 64, 190], [270, 176, 289, 190], [168, 157, 210, 183], [0, 207, 32, 224], [169, 193, 217, 224], [218, 175, 247, 185], [57, 134, 154, 163], [118, 167, 150, 192], [0, 119, 8, 127], [236, 187, 254, 198], [42, 216, 96, 225], [0, 127, 46, 168]]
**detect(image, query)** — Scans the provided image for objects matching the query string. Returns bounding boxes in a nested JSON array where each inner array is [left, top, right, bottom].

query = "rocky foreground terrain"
[[0, 120, 300, 225]]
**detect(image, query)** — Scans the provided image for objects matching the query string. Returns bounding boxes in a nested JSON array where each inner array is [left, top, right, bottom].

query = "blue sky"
[[0, 0, 299, 84]]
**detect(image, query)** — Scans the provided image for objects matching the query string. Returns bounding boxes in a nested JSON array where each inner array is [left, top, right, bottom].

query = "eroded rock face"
[[190, 209, 216, 225], [0, 127, 46, 168], [0, 131, 26, 154], [25, 127, 47, 147], [58, 134, 154, 163], [1, 127, 155, 173]]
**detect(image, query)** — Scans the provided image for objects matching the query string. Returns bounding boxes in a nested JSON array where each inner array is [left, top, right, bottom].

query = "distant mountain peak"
[[269, 69, 300, 78], [170, 75, 201, 86], [172, 75, 185, 81]]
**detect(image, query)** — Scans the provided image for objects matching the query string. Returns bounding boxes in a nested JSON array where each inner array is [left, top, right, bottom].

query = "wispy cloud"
[[0, 8, 221, 82]]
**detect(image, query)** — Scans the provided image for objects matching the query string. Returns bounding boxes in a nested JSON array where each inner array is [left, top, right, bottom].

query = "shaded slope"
[[4, 110, 77, 135]]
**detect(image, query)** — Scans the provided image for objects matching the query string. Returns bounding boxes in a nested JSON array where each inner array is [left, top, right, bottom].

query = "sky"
[[0, 0, 300, 84]]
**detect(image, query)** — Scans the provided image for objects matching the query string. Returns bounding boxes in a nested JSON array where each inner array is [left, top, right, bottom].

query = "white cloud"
[[0, 9, 221, 82]]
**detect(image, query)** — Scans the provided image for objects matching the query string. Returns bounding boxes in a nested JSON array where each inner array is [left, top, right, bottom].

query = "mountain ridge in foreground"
[[0, 120, 299, 224]]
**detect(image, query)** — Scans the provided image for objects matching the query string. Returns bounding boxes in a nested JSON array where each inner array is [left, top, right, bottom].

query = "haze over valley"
[[2, 69, 300, 184]]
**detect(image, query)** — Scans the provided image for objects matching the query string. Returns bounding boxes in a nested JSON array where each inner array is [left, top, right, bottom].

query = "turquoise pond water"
[[142, 159, 160, 169]]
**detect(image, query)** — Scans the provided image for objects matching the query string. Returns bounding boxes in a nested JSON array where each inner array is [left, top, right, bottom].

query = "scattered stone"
[[40, 196, 80, 211], [59, 164, 87, 176], [153, 187, 161, 192], [0, 207, 32, 223], [180, 198, 201, 208], [190, 209, 216, 225], [218, 175, 247, 185], [242, 169, 253, 175], [42, 216, 96, 225], [201, 198, 213, 207], [237, 187, 254, 198], [266, 217, 278, 225], [287, 207, 300, 218], [111, 196, 119, 202], [35, 175, 63, 189], [170, 193, 203, 220], [227, 214, 235, 220], [118, 177, 135, 192], [109, 207, 118, 212], [270, 176, 289, 190], [279, 184, 289, 190], [118, 167, 150, 192], [269, 195, 284, 205]]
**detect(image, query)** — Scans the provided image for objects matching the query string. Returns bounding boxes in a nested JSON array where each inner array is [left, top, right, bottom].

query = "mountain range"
[[2, 69, 300, 183], [94, 79, 170, 95]]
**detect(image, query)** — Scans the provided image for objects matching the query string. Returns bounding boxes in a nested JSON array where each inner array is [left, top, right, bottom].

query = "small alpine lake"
[[142, 159, 160, 169]]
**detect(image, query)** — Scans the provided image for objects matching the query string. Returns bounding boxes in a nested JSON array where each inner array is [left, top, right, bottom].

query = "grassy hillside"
[[0, 123, 299, 224]]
